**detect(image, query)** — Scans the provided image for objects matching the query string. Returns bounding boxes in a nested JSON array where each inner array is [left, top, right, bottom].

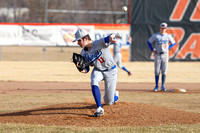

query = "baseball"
[[122, 6, 128, 12]]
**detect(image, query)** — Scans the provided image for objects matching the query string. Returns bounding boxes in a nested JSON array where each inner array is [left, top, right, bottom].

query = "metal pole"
[[125, 0, 129, 24], [43, 46, 46, 60], [43, 0, 49, 61], [45, 0, 49, 23]]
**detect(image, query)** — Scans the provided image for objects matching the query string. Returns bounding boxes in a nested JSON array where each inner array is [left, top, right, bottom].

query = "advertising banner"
[[0, 23, 130, 61], [59, 25, 95, 46], [0, 25, 20, 45], [95, 24, 131, 62], [0, 23, 129, 47], [19, 25, 95, 46], [20, 25, 63, 46]]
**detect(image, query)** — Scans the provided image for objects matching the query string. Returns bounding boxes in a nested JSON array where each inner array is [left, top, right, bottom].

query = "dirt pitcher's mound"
[[0, 102, 200, 127]]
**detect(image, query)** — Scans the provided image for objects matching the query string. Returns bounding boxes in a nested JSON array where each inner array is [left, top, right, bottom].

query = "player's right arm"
[[147, 35, 157, 54], [94, 34, 117, 49], [104, 34, 116, 45], [168, 35, 176, 50]]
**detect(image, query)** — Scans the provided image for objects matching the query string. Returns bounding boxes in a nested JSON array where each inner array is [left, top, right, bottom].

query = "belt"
[[103, 65, 116, 72], [158, 52, 164, 55]]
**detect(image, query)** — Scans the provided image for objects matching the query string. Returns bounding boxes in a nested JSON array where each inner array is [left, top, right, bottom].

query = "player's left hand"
[[72, 52, 86, 72], [109, 34, 117, 43]]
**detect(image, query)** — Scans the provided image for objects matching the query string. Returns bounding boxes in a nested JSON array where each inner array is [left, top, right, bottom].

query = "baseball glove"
[[72, 52, 86, 71]]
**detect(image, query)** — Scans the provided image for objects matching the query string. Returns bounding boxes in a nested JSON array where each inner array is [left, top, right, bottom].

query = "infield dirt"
[[0, 102, 200, 127], [0, 81, 200, 127]]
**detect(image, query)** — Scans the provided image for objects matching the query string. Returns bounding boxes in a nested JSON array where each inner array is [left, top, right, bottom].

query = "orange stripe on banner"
[[0, 23, 130, 27], [95, 25, 130, 30]]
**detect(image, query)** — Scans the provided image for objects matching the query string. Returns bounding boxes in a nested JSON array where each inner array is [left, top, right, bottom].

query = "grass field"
[[0, 46, 199, 132], [0, 61, 200, 83]]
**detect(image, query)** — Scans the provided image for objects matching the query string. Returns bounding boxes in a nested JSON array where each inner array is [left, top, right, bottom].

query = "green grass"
[[0, 93, 91, 112], [119, 92, 200, 113], [0, 123, 200, 133]]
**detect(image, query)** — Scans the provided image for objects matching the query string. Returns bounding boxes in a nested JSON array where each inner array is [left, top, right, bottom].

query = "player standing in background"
[[147, 22, 176, 92], [113, 35, 132, 76], [73, 29, 119, 117]]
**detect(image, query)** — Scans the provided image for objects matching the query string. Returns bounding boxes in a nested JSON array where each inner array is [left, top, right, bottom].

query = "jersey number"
[[98, 57, 105, 63], [162, 44, 167, 49]]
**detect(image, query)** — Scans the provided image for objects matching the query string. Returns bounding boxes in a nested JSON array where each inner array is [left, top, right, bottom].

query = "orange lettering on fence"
[[170, 0, 190, 21], [150, 27, 185, 59], [167, 28, 185, 58], [176, 33, 200, 59], [190, 0, 200, 21]]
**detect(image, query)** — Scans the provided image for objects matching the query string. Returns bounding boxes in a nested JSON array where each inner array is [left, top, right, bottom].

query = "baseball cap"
[[73, 29, 88, 42], [160, 22, 168, 29]]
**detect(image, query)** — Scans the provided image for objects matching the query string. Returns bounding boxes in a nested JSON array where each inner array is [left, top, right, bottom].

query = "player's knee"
[[91, 80, 100, 87], [118, 65, 123, 69], [104, 97, 114, 105], [104, 101, 114, 105], [162, 72, 167, 75], [155, 71, 160, 75]]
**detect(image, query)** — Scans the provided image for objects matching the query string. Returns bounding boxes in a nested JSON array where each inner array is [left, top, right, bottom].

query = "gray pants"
[[91, 67, 118, 105], [154, 53, 168, 75], [114, 53, 123, 69]]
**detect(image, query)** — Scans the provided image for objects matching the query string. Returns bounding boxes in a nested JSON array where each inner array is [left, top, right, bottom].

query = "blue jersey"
[[148, 33, 175, 53], [113, 38, 122, 54], [81, 38, 115, 71]]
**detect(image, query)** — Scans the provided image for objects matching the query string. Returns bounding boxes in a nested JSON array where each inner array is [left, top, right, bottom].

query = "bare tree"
[[25, 0, 46, 23], [0, 0, 29, 22], [0, 0, 129, 23]]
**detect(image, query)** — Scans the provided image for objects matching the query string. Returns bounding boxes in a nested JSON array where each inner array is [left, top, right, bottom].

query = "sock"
[[162, 75, 166, 87], [114, 95, 118, 103], [122, 66, 130, 73], [92, 85, 102, 108], [155, 75, 159, 87]]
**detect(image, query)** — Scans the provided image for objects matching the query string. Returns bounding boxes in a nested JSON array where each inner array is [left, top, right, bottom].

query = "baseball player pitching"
[[113, 35, 132, 76], [73, 29, 119, 117], [147, 22, 176, 92]]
